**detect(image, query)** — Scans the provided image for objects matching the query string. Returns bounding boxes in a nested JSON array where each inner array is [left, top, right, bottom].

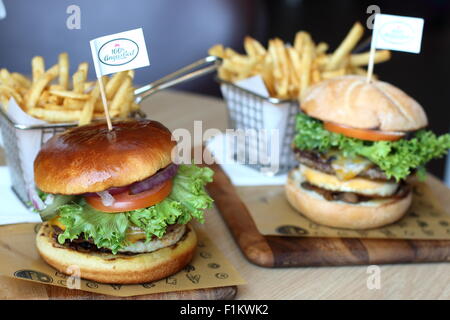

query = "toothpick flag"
[[367, 14, 424, 82], [90, 28, 150, 130]]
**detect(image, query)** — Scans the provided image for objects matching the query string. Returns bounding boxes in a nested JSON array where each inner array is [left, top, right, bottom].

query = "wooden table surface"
[[1, 90, 449, 300]]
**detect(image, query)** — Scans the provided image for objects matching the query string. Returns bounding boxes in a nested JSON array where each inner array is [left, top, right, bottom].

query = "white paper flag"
[[372, 14, 424, 54], [89, 28, 150, 77]]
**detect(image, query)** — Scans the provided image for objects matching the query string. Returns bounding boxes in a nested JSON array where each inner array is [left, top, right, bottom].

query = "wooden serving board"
[[205, 163, 450, 267]]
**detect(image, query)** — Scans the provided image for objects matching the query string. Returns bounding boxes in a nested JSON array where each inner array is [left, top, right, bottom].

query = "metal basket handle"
[[134, 55, 222, 104]]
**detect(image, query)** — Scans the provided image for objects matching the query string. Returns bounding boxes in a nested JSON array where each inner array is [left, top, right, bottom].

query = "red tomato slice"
[[85, 180, 173, 213], [323, 121, 405, 142]]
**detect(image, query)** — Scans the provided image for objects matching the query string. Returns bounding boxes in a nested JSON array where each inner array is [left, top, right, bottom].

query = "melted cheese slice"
[[49, 217, 66, 230], [125, 230, 147, 243], [326, 150, 373, 181], [299, 164, 398, 197]]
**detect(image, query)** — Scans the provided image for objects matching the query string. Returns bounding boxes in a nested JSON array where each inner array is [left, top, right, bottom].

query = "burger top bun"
[[300, 75, 428, 132], [34, 120, 176, 195]]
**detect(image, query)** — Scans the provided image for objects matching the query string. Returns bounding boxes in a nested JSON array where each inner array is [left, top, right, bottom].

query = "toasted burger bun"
[[36, 222, 197, 284], [285, 171, 412, 230], [34, 120, 176, 195], [300, 75, 428, 132]]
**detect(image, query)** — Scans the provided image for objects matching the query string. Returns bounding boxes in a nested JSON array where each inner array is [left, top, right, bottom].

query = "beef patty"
[[294, 148, 391, 181]]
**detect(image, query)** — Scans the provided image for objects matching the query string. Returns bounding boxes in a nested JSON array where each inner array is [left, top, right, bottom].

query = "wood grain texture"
[[206, 161, 450, 267]]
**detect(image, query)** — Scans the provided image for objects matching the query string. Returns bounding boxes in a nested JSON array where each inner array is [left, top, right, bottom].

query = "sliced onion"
[[28, 187, 45, 211], [96, 190, 115, 207], [83, 164, 179, 198], [84, 186, 128, 197], [130, 163, 178, 195], [44, 193, 55, 206]]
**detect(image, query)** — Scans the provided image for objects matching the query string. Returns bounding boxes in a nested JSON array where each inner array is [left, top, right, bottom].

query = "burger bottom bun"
[[36, 222, 197, 284], [285, 173, 412, 230]]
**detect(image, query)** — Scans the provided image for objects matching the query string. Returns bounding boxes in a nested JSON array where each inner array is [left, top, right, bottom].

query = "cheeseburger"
[[33, 120, 213, 284], [287, 75, 450, 229]]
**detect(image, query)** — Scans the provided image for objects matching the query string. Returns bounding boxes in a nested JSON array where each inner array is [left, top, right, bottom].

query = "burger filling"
[[292, 113, 450, 203], [35, 164, 214, 254]]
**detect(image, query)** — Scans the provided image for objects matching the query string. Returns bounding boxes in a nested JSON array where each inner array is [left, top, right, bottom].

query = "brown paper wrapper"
[[0, 223, 245, 297], [237, 179, 450, 239]]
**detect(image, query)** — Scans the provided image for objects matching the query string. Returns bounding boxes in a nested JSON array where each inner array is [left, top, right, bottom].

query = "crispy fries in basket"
[[210, 21, 391, 99], [0, 52, 141, 125]]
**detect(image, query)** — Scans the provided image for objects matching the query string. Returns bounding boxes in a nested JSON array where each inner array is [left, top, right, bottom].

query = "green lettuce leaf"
[[55, 164, 214, 254], [58, 202, 129, 254], [293, 113, 450, 181]]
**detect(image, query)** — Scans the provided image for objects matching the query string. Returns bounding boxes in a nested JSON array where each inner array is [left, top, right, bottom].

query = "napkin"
[[0, 166, 41, 225], [206, 133, 287, 186]]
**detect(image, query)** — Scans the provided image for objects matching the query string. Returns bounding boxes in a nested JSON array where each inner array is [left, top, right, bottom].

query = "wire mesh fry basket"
[[139, 55, 299, 175], [0, 108, 145, 206], [217, 79, 298, 175]]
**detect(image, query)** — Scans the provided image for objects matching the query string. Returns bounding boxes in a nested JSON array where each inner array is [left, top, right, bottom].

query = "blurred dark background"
[[0, 0, 449, 179]]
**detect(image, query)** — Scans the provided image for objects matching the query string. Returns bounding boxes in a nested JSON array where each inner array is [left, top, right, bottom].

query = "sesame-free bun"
[[300, 75, 428, 132], [34, 120, 176, 195], [36, 222, 197, 284], [285, 171, 412, 230]]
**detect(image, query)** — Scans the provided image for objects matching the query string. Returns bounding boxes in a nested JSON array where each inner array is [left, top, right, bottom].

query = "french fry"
[[316, 42, 329, 55], [294, 31, 309, 53], [208, 44, 225, 58], [269, 38, 290, 98], [48, 89, 90, 100], [40, 103, 67, 110], [299, 39, 314, 97], [26, 64, 59, 110], [11, 73, 31, 88], [31, 56, 45, 82], [321, 68, 347, 80], [105, 71, 128, 100], [244, 36, 266, 57], [79, 82, 100, 126], [311, 67, 321, 85], [84, 81, 95, 92], [325, 22, 364, 71], [349, 50, 391, 67], [0, 94, 10, 112], [72, 70, 87, 93], [28, 108, 82, 123], [48, 94, 61, 105], [110, 76, 132, 117], [48, 84, 64, 91], [261, 54, 275, 96], [58, 52, 69, 89], [0, 85, 23, 104], [286, 47, 301, 96], [63, 98, 84, 109], [0, 69, 14, 87], [78, 62, 89, 75]]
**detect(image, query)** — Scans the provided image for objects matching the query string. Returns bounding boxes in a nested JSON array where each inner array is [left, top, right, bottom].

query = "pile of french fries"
[[209, 22, 391, 99], [0, 52, 140, 125]]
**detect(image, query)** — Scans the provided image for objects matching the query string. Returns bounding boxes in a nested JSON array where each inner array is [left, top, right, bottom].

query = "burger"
[[286, 75, 450, 229], [33, 120, 214, 284]]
